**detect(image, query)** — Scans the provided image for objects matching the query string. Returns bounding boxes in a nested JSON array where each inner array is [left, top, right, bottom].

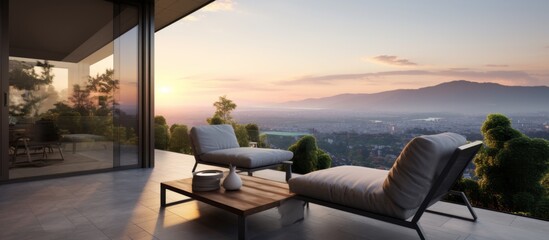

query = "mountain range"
[[281, 80, 549, 114]]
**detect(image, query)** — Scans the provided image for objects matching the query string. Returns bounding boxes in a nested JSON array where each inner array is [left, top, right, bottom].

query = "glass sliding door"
[[6, 0, 139, 179], [114, 6, 139, 167]]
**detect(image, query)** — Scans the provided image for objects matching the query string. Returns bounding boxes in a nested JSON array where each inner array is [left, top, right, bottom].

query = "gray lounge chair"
[[190, 124, 294, 181], [289, 132, 482, 240]]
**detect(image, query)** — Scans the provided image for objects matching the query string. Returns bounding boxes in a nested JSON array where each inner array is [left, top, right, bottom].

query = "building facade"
[[0, 0, 212, 182]]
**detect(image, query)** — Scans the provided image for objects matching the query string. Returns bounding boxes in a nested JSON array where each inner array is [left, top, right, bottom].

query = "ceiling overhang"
[[155, 0, 215, 32], [9, 0, 214, 63]]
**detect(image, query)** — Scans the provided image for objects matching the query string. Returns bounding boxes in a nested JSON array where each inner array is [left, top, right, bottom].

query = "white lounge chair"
[[289, 132, 482, 240]]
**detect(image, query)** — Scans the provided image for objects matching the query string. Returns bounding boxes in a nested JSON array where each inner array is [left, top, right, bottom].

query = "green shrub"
[[168, 125, 191, 154], [288, 135, 332, 174], [512, 192, 535, 212], [475, 113, 549, 213], [317, 150, 332, 170], [154, 124, 169, 150], [234, 124, 250, 147], [534, 197, 549, 219]]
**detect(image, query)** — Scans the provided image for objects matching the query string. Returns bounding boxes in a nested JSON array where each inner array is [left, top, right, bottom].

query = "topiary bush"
[[288, 135, 332, 174]]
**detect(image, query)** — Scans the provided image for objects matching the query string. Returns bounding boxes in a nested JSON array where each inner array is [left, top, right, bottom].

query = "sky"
[[155, 0, 549, 117]]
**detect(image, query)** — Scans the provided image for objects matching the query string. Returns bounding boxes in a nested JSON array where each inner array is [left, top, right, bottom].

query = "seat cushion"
[[190, 124, 239, 155], [289, 166, 415, 219], [383, 132, 466, 209], [201, 147, 294, 168]]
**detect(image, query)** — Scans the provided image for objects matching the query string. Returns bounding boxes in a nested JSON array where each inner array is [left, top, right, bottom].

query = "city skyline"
[[155, 0, 549, 116]]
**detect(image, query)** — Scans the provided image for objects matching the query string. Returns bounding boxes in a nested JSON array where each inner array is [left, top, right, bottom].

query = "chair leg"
[[57, 143, 65, 160], [414, 223, 427, 240], [283, 160, 293, 182], [247, 171, 253, 176], [23, 140, 32, 163], [192, 161, 198, 172], [425, 191, 477, 222], [454, 190, 477, 221]]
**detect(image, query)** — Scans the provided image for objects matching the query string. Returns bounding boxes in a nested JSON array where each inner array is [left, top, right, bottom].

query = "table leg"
[[238, 215, 247, 240], [160, 184, 166, 207]]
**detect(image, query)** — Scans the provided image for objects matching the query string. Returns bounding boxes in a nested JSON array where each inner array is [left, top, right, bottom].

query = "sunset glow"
[[155, 0, 549, 120]]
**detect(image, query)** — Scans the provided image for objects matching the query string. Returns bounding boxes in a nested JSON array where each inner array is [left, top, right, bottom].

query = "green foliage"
[[234, 124, 250, 147], [288, 135, 332, 174], [9, 60, 55, 117], [454, 178, 482, 205], [474, 113, 549, 213], [56, 111, 81, 134], [533, 197, 549, 219], [542, 173, 549, 195], [208, 115, 224, 125], [155, 116, 167, 126], [127, 128, 138, 145], [154, 123, 169, 150], [245, 123, 267, 147], [212, 95, 236, 123], [317, 149, 332, 170], [168, 124, 192, 154], [207, 95, 236, 124], [245, 123, 260, 142], [512, 192, 535, 212]]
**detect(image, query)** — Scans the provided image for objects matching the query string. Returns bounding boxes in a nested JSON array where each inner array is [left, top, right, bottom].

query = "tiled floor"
[[1, 150, 548, 240], [9, 143, 137, 179]]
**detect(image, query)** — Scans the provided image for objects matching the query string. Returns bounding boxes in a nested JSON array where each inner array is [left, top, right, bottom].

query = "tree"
[[154, 115, 169, 150], [9, 60, 55, 117], [155, 124, 169, 150], [208, 115, 224, 125], [168, 124, 192, 154], [474, 114, 549, 212], [234, 124, 250, 147], [245, 123, 264, 147], [155, 116, 167, 125], [288, 135, 332, 174], [207, 95, 236, 124], [68, 84, 94, 117], [86, 69, 119, 115]]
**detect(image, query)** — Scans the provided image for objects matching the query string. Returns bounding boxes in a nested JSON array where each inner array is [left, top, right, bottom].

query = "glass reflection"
[[7, 1, 139, 179]]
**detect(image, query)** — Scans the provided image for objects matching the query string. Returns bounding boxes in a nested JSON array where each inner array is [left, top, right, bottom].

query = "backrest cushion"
[[382, 132, 466, 209], [190, 124, 240, 155]]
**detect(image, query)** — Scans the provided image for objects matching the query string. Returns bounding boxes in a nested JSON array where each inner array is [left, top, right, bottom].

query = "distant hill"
[[281, 80, 549, 114]]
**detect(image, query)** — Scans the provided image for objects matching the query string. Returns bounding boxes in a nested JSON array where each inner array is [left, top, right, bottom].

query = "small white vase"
[[223, 165, 242, 191]]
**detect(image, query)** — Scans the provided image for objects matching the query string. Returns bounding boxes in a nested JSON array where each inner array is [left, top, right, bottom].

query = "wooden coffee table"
[[160, 174, 294, 240]]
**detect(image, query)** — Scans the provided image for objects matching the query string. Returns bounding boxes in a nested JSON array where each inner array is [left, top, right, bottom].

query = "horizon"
[[155, 0, 549, 122]]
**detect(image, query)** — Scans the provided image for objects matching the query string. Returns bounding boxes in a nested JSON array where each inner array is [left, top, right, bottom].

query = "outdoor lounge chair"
[[190, 124, 294, 181], [288, 132, 482, 240]]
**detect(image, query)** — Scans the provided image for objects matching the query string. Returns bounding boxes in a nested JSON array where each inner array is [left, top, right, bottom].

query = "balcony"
[[1, 150, 548, 240]]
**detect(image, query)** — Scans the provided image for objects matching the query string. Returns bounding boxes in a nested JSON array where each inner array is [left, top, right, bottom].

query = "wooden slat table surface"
[[160, 174, 295, 240], [162, 174, 293, 215]]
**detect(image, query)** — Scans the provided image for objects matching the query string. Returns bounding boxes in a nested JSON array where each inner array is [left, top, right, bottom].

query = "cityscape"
[[164, 106, 549, 174]]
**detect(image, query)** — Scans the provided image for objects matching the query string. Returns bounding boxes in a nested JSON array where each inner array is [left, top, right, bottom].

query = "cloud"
[[369, 55, 418, 66], [183, 15, 199, 22], [203, 0, 235, 12], [185, 76, 282, 92], [280, 69, 540, 86], [485, 64, 508, 68]]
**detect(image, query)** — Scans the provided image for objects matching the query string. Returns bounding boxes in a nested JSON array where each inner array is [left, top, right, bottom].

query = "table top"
[[161, 174, 294, 216]]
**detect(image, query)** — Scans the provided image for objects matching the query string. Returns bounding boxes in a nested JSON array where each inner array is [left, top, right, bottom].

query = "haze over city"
[[154, 0, 549, 124]]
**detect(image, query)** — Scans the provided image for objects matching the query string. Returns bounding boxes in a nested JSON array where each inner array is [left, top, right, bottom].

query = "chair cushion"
[[201, 147, 294, 168], [289, 166, 415, 219], [383, 132, 466, 209], [190, 124, 239, 155]]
